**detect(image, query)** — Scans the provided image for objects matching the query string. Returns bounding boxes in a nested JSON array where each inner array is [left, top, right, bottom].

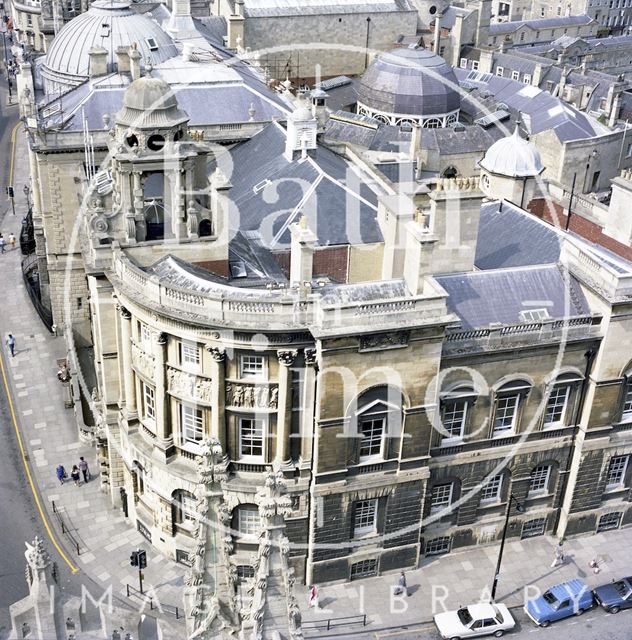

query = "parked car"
[[594, 576, 632, 613], [433, 602, 516, 639], [524, 579, 594, 627]]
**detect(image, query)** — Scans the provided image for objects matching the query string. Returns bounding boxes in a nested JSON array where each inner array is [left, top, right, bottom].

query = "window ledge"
[[352, 532, 379, 542]]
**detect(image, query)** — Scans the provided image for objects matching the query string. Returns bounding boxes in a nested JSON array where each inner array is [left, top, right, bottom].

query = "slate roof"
[[475, 200, 563, 270], [217, 121, 386, 249], [489, 14, 593, 35], [358, 47, 461, 117], [438, 5, 472, 30], [436, 264, 590, 329], [456, 69, 604, 142]]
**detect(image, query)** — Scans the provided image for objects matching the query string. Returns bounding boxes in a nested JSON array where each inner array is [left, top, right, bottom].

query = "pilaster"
[[275, 350, 297, 464]]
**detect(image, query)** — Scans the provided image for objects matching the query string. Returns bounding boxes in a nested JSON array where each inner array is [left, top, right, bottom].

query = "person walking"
[[70, 465, 81, 487], [56, 464, 66, 485], [394, 571, 408, 596], [8, 232, 16, 249], [551, 540, 565, 568], [78, 456, 90, 483], [6, 334, 15, 357], [308, 584, 320, 609], [0, 234, 5, 254]]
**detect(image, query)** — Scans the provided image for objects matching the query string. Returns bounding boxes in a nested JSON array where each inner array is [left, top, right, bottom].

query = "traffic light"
[[130, 551, 139, 567], [137, 549, 147, 569], [6, 186, 14, 198]]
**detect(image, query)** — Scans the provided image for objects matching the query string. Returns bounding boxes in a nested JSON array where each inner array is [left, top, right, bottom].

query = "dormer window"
[[146, 37, 158, 51], [520, 308, 550, 322]]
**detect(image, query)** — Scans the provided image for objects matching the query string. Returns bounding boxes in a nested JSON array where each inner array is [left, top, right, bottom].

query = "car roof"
[[468, 603, 500, 618], [546, 580, 589, 599]]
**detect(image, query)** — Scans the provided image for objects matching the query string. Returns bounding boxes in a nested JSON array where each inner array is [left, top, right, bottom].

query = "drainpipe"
[[553, 348, 597, 537], [304, 356, 320, 586]]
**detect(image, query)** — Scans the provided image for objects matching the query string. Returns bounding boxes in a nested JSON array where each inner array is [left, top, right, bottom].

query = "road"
[[0, 80, 83, 640], [319, 605, 632, 640]]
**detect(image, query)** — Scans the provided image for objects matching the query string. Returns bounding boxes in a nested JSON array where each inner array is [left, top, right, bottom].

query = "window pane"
[[181, 343, 200, 365], [354, 499, 377, 536], [182, 405, 204, 443], [239, 418, 264, 457], [240, 355, 264, 378], [623, 381, 632, 419], [544, 386, 569, 426], [359, 418, 384, 459], [606, 455, 628, 487], [481, 475, 502, 502], [529, 465, 551, 493], [430, 483, 453, 513], [495, 395, 519, 432], [442, 400, 468, 438], [182, 494, 197, 522], [144, 384, 155, 420], [238, 507, 261, 537], [425, 536, 451, 555]]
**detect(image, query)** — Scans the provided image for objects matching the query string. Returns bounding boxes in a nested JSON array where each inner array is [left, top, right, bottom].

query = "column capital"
[[206, 345, 226, 362], [156, 331, 168, 346], [304, 348, 317, 366], [277, 350, 298, 367]]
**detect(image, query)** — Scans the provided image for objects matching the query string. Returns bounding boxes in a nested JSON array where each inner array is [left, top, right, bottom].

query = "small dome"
[[479, 128, 544, 178], [42, 0, 178, 91], [357, 46, 460, 119], [116, 76, 188, 128]]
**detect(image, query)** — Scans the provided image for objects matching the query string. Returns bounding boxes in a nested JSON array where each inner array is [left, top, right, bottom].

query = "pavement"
[[1, 111, 631, 640]]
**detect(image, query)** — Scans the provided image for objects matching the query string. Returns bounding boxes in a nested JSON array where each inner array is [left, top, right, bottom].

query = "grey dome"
[[42, 0, 178, 90], [116, 76, 189, 128], [357, 47, 460, 118], [479, 128, 544, 178]]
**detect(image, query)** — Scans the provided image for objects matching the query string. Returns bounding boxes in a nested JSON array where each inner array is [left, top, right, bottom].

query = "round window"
[[429, 5, 437, 15], [147, 134, 166, 151]]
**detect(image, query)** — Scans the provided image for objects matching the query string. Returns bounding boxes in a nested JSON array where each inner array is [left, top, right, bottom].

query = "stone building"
[[16, 0, 632, 602], [212, 0, 419, 79]]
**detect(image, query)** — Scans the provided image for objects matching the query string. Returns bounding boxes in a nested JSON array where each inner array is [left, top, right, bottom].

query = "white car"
[[433, 603, 516, 639]]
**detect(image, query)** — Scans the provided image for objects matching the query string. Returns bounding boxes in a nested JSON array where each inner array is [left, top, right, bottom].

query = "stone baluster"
[[118, 305, 136, 416], [207, 346, 227, 452], [275, 350, 297, 464]]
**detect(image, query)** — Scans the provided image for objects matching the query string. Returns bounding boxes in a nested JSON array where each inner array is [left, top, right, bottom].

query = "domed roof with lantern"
[[116, 76, 189, 130], [479, 127, 544, 178]]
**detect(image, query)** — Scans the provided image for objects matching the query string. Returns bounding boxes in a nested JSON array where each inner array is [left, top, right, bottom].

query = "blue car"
[[594, 577, 632, 613], [525, 579, 594, 627]]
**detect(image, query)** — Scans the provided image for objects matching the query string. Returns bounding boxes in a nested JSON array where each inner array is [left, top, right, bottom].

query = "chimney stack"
[[115, 47, 130, 74], [88, 47, 108, 77], [290, 216, 317, 288], [129, 44, 142, 81]]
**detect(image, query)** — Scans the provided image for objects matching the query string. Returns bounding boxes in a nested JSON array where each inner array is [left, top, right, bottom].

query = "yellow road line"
[[0, 349, 78, 573], [9, 120, 20, 185]]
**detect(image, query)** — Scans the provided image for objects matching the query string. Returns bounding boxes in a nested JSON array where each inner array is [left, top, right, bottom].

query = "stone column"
[[154, 332, 173, 456], [300, 348, 317, 465], [207, 346, 227, 452], [275, 350, 297, 464], [118, 305, 137, 416]]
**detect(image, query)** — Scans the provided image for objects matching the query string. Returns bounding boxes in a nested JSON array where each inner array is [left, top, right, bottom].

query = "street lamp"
[[490, 492, 525, 601]]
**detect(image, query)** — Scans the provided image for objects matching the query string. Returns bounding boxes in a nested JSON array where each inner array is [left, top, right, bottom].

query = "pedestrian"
[[0, 234, 5, 253], [551, 540, 565, 568], [56, 464, 66, 485], [308, 584, 320, 609], [70, 465, 81, 486], [8, 232, 16, 249], [6, 334, 15, 357], [78, 456, 90, 483], [394, 571, 408, 596]]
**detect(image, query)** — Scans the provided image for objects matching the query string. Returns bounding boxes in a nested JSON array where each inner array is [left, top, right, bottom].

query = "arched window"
[[172, 489, 197, 528], [424, 118, 442, 129], [492, 379, 531, 436], [543, 372, 583, 429], [442, 166, 458, 179], [143, 173, 165, 241], [440, 385, 475, 442], [352, 386, 403, 463]]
